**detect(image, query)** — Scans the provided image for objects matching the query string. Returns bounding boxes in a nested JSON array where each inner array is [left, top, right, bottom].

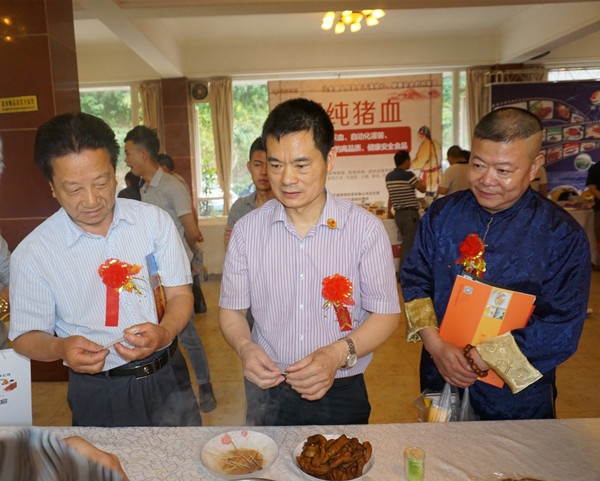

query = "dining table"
[[1, 418, 599, 480]]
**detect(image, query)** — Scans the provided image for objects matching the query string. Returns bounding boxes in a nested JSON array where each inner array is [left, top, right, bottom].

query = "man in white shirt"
[[438, 145, 470, 196], [124, 126, 216, 412]]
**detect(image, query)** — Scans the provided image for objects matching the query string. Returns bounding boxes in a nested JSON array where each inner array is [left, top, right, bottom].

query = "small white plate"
[[201, 430, 278, 480], [292, 434, 374, 481]]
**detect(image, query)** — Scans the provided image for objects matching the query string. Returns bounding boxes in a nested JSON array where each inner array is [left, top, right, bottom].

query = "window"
[[457, 72, 469, 151], [193, 75, 470, 215], [80, 86, 139, 191], [441, 71, 468, 169], [194, 82, 269, 217], [548, 68, 600, 81], [231, 84, 269, 197], [194, 102, 223, 217]]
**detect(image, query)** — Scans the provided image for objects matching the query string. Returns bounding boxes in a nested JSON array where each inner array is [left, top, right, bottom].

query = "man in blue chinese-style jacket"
[[400, 107, 591, 420]]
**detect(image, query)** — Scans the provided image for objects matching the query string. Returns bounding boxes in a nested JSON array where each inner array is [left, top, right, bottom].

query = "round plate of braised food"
[[293, 433, 374, 481], [201, 430, 278, 479]]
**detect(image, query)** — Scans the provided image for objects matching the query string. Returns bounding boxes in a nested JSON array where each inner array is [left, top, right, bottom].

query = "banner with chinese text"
[[268, 75, 443, 205]]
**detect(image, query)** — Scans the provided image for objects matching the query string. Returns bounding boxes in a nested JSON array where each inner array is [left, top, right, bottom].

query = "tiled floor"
[[32, 271, 600, 426]]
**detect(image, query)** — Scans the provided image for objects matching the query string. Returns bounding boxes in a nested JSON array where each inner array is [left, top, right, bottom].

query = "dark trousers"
[[68, 348, 202, 427], [244, 374, 370, 426], [394, 208, 420, 270]]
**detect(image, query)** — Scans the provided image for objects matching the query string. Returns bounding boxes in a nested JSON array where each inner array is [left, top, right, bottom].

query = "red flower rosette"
[[455, 233, 486, 278], [98, 258, 142, 293], [98, 258, 143, 326], [322, 274, 355, 332]]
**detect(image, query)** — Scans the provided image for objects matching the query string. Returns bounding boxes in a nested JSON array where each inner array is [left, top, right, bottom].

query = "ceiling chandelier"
[[321, 10, 385, 34]]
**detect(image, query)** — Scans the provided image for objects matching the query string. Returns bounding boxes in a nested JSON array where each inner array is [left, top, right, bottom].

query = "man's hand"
[[219, 307, 285, 388], [63, 436, 130, 481], [59, 336, 109, 374], [283, 341, 346, 400], [12, 331, 108, 374], [421, 330, 478, 388], [238, 341, 285, 389], [113, 322, 174, 362], [197, 230, 204, 243]]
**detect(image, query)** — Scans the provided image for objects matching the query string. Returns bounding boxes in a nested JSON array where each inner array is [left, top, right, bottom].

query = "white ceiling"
[[72, 0, 600, 84]]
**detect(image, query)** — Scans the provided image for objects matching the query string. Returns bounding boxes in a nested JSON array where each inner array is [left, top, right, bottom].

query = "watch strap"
[[340, 336, 356, 368]]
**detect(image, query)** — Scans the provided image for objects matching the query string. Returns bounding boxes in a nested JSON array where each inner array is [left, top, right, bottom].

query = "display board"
[[269, 75, 443, 205], [492, 81, 600, 196]]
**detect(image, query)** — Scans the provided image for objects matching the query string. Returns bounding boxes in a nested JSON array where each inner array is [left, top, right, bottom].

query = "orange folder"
[[438, 275, 536, 388]]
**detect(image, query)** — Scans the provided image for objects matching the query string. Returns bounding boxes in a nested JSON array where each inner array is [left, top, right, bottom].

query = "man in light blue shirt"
[[9, 113, 201, 427]]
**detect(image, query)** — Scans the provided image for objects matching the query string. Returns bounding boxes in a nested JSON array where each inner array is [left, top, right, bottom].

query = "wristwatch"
[[340, 337, 357, 369]]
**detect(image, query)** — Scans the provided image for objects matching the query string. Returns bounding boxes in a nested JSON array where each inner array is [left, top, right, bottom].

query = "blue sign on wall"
[[492, 81, 600, 196]]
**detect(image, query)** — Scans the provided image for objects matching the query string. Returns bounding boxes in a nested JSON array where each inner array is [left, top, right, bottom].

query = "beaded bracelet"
[[463, 344, 489, 378]]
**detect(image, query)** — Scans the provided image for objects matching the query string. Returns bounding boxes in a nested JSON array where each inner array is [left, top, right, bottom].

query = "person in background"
[[219, 98, 400, 426], [401, 107, 590, 420], [124, 126, 216, 413], [586, 157, 600, 271], [385, 150, 426, 272], [530, 164, 548, 197], [156, 152, 206, 313], [224, 137, 274, 332], [158, 153, 189, 195], [9, 113, 202, 427], [438, 145, 470, 196], [224, 137, 274, 246], [411, 125, 442, 198], [117, 171, 141, 201], [0, 428, 129, 481]]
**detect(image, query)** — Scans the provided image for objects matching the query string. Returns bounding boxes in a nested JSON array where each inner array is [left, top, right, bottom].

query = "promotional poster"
[[0, 349, 32, 426], [492, 81, 600, 196], [269, 75, 443, 206]]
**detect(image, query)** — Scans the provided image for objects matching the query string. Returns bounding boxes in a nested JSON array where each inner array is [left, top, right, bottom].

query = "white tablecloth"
[[2, 419, 599, 480]]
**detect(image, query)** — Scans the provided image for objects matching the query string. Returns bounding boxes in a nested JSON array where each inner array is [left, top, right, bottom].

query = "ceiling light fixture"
[[321, 9, 385, 34]]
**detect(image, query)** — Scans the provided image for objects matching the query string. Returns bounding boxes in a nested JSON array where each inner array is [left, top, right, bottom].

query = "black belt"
[[332, 374, 361, 388], [395, 206, 418, 211], [105, 338, 178, 379]]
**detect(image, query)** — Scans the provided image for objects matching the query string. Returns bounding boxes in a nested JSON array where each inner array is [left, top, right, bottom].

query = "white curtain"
[[209, 78, 233, 215], [466, 67, 490, 137], [138, 80, 164, 148], [466, 65, 547, 134]]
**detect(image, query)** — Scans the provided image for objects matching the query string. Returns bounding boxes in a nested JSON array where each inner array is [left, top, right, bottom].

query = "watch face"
[[346, 353, 358, 368]]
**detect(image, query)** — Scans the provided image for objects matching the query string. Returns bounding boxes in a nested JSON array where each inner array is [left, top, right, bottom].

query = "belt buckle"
[[135, 362, 158, 379]]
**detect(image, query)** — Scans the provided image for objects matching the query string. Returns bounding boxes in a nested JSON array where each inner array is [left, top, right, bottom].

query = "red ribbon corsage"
[[455, 233, 486, 278], [322, 273, 355, 332], [98, 258, 142, 326]]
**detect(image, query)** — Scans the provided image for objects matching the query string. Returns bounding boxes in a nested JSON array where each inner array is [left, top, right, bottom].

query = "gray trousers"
[[177, 313, 211, 385], [394, 208, 420, 270]]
